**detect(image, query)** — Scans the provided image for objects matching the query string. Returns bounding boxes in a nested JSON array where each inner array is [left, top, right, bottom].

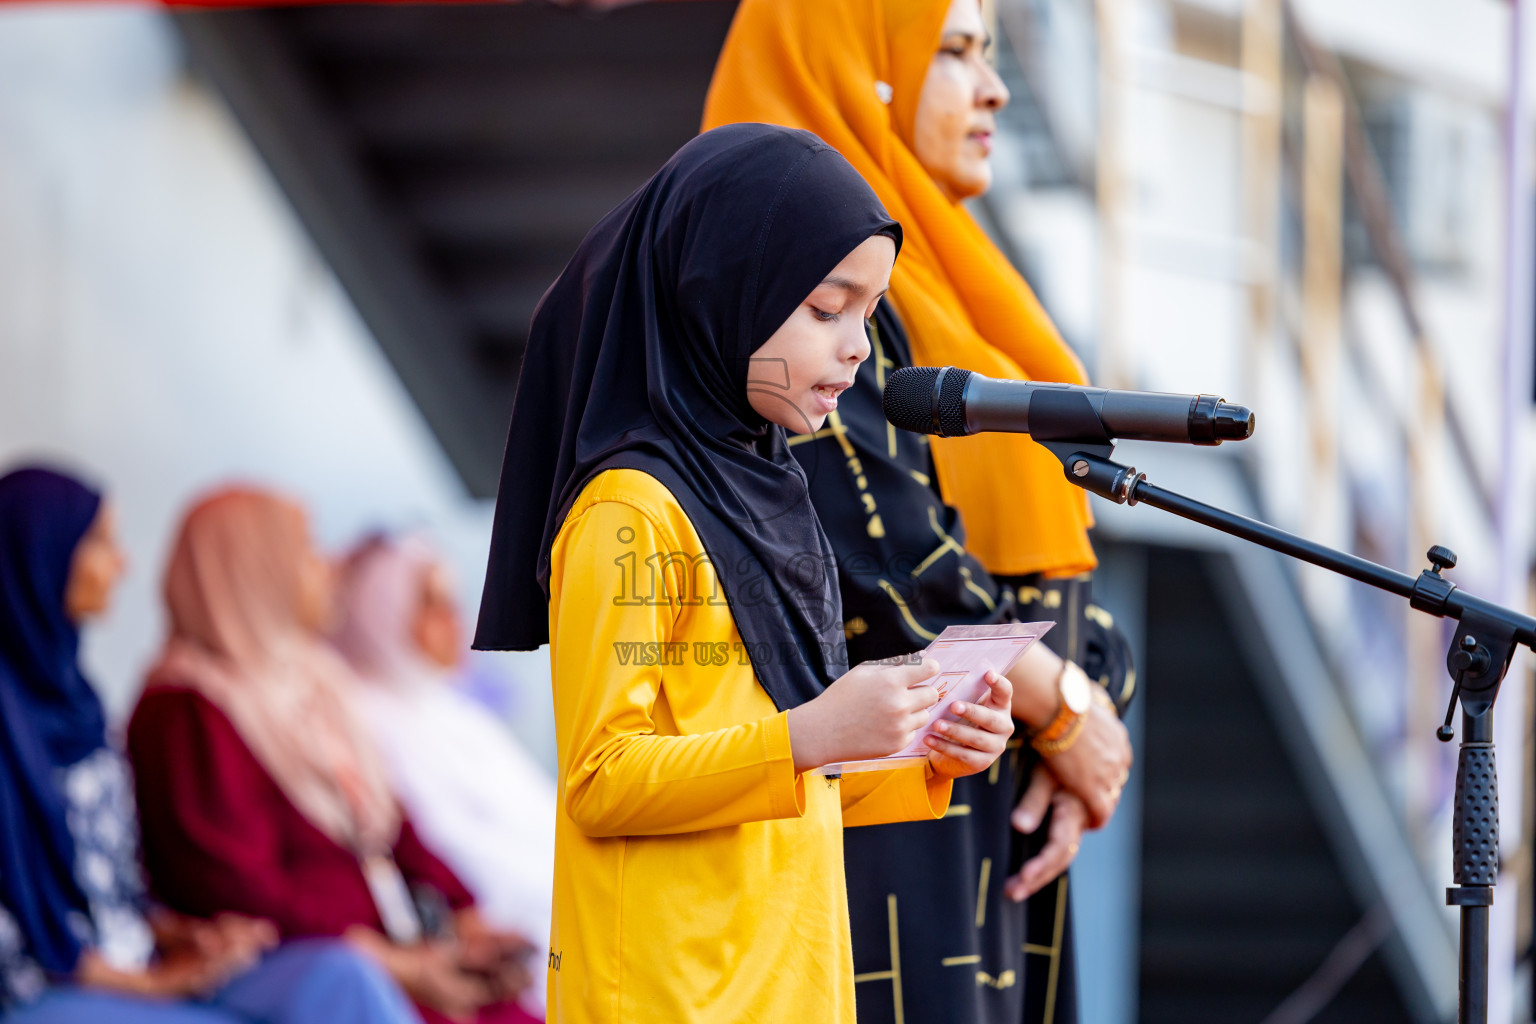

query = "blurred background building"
[[0, 1, 1533, 1021]]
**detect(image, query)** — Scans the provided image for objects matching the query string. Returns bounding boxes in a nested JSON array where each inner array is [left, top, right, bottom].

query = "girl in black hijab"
[[473, 123, 1016, 1023]]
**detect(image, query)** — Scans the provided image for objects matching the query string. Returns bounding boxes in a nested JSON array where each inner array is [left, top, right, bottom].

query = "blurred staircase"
[[1137, 545, 1416, 1023], [176, 1, 739, 496]]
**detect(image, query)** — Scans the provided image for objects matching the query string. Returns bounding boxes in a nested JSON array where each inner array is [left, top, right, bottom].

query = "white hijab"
[[332, 535, 555, 977]]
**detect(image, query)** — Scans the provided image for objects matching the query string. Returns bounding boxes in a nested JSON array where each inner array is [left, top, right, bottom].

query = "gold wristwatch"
[[1030, 661, 1091, 756]]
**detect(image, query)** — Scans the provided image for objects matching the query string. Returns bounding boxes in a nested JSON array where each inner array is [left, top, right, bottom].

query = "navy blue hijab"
[[0, 467, 106, 974], [473, 123, 901, 710]]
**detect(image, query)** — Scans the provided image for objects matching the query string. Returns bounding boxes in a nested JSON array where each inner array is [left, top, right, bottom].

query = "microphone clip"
[[1028, 389, 1115, 461], [1026, 393, 1141, 503]]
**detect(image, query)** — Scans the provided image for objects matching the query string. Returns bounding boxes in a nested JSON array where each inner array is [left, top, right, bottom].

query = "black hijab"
[[473, 123, 901, 710]]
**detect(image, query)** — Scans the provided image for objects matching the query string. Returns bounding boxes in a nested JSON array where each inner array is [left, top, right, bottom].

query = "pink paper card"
[[815, 621, 1054, 775]]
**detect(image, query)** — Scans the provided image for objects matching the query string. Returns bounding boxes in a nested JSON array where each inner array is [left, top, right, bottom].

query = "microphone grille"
[[883, 366, 972, 437], [883, 366, 942, 434]]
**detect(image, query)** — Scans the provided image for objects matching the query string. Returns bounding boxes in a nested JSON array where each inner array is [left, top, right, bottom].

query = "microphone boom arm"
[[1053, 444, 1535, 1024]]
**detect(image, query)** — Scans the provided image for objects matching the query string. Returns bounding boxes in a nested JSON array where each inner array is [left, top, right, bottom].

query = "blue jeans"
[[4, 940, 418, 1024]]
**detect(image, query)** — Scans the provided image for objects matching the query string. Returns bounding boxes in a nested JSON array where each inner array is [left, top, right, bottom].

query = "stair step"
[[331, 68, 710, 158]]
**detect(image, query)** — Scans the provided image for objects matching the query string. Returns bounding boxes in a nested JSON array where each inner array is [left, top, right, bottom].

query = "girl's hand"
[[924, 670, 1014, 780], [786, 656, 942, 772]]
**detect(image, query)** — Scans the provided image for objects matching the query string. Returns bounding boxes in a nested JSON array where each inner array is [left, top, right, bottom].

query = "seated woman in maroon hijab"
[[127, 488, 539, 1024]]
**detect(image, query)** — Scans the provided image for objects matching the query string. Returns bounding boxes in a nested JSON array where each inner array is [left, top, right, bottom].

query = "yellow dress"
[[545, 468, 952, 1023]]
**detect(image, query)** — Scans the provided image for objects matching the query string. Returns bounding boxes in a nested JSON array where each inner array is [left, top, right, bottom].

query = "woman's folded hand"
[[1040, 702, 1131, 828], [75, 939, 259, 1001]]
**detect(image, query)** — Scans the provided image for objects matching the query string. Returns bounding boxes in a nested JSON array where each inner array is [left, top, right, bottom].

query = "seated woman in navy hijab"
[[0, 465, 417, 1024]]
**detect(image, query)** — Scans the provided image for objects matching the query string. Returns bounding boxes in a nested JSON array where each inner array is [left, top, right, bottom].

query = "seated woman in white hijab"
[[332, 534, 554, 1012]]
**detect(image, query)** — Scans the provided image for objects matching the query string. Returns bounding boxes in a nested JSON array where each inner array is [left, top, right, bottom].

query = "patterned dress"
[[793, 304, 1134, 1024], [0, 747, 154, 1010]]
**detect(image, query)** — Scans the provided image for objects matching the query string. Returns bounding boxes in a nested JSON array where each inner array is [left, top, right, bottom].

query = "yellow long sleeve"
[[550, 496, 807, 837], [840, 760, 951, 828]]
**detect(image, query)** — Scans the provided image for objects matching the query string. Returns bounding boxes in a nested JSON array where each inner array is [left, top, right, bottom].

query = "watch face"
[[1061, 669, 1092, 714]]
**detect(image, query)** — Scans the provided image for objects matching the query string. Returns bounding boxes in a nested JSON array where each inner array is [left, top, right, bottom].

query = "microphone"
[[883, 366, 1254, 446]]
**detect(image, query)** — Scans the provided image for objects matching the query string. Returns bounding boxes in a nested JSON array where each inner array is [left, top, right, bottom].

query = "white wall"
[[0, 7, 556, 768]]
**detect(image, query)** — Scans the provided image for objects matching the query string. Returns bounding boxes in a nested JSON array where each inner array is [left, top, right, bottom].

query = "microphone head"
[[884, 366, 972, 437]]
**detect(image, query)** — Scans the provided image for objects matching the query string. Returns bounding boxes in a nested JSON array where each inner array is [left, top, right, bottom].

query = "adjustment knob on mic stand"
[[1428, 545, 1459, 574]]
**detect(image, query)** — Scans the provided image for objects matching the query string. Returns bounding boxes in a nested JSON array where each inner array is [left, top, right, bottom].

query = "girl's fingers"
[[931, 717, 1004, 754], [920, 676, 1016, 777], [892, 656, 942, 686], [950, 700, 1013, 738], [924, 734, 989, 770], [904, 684, 942, 712], [906, 708, 936, 734], [980, 670, 1013, 711]]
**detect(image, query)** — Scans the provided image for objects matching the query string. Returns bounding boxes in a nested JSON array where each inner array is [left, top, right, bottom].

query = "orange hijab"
[[703, 0, 1095, 577]]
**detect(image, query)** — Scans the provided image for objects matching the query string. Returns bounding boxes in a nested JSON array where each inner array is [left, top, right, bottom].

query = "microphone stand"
[[1038, 426, 1536, 1023]]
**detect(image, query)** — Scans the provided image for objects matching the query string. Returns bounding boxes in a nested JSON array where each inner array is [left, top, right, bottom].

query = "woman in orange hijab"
[[705, 3, 1136, 1023], [704, 0, 1093, 580]]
